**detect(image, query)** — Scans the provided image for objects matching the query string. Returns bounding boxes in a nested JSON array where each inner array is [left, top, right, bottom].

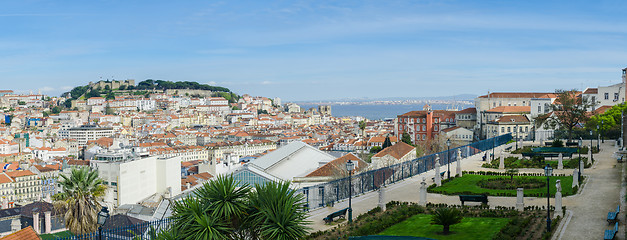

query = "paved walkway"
[[558, 141, 623, 240], [306, 140, 624, 240]]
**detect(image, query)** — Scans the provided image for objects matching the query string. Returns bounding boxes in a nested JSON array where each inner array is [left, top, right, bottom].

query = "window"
[[434, 126, 438, 131], [507, 127, 511, 132], [422, 125, 426, 131], [615, 93, 619, 100], [422, 134, 426, 140], [538, 106, 541, 112], [525, 126, 528, 132], [501, 127, 505, 132], [605, 93, 609, 100]]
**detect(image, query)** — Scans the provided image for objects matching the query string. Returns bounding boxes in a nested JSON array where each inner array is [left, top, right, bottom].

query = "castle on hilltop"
[[89, 79, 135, 90]]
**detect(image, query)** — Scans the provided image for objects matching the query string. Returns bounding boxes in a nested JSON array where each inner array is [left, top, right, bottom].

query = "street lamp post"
[[601, 120, 604, 143], [578, 138, 582, 182], [446, 139, 451, 179], [346, 160, 355, 224], [492, 130, 497, 162], [597, 123, 601, 150], [590, 130, 593, 154], [515, 125, 519, 150], [544, 164, 553, 233], [97, 206, 110, 240]]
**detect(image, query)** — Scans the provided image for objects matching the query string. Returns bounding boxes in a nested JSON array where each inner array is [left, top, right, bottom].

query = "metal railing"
[[300, 134, 513, 210], [51, 218, 173, 240]]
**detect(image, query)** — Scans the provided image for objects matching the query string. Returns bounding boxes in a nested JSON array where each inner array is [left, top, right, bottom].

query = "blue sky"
[[2, 0, 627, 101]]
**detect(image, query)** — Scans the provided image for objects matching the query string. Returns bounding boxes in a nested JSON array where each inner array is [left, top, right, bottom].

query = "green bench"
[[604, 222, 619, 240], [458, 195, 488, 206], [323, 207, 349, 224]]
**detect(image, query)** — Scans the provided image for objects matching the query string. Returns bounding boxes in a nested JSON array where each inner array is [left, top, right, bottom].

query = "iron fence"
[[300, 134, 513, 210], [52, 218, 173, 240]]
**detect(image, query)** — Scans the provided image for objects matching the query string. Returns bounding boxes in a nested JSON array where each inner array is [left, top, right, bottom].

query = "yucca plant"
[[248, 181, 310, 240]]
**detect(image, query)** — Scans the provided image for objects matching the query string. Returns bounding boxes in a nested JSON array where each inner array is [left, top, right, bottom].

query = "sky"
[[3, 0, 627, 101]]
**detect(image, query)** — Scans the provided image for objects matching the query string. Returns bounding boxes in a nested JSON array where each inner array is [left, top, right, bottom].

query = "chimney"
[[44, 211, 51, 234], [33, 212, 40, 234]]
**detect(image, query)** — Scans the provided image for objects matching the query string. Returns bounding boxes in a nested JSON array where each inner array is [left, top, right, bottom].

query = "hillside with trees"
[[134, 79, 231, 92], [60, 79, 233, 109]]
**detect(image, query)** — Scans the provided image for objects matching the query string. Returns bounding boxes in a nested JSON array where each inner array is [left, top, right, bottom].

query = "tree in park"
[[431, 207, 463, 235], [505, 168, 519, 181], [536, 89, 593, 142]]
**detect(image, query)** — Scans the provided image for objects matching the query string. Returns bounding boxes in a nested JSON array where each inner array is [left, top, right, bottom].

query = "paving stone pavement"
[[306, 140, 625, 240]]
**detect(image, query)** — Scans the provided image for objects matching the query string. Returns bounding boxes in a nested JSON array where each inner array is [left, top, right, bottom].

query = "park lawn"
[[431, 174, 574, 197], [40, 230, 73, 240], [379, 214, 509, 240]]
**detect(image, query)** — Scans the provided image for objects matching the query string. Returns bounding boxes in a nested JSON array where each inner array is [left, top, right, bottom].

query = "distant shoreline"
[[293, 100, 473, 106], [299, 103, 474, 120]]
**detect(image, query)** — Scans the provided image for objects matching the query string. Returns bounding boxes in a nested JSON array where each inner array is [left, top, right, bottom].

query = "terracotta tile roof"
[[456, 107, 476, 114], [368, 136, 398, 143], [0, 226, 40, 240], [441, 126, 462, 133], [486, 106, 531, 113], [305, 153, 367, 177], [594, 105, 612, 115], [496, 115, 530, 123], [583, 88, 598, 94], [5, 170, 35, 178], [373, 142, 415, 159], [0, 174, 13, 184]]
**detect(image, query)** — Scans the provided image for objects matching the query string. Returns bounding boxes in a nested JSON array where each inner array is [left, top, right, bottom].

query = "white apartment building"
[[93, 153, 181, 207], [475, 92, 551, 139], [60, 125, 114, 147]]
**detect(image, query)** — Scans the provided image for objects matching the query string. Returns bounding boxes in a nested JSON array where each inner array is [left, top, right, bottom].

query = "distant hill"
[[60, 79, 234, 109]]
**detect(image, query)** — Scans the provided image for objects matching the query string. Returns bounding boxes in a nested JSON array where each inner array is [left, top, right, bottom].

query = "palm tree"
[[431, 208, 463, 235], [53, 167, 106, 235], [505, 168, 519, 181], [248, 181, 310, 240]]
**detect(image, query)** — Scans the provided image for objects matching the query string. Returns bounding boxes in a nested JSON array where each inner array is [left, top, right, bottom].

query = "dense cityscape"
[[3, 1, 627, 240], [0, 71, 624, 239]]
